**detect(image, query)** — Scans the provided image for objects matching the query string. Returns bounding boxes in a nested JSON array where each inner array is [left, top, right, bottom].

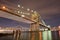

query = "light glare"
[[31, 10, 33, 12], [21, 15, 25, 17], [2, 6, 6, 9], [18, 5, 20, 8], [27, 8, 30, 11]]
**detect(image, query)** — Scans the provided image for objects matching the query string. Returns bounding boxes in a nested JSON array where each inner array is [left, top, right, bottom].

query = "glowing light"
[[47, 25, 50, 28], [18, 11, 20, 13], [45, 28, 48, 31], [27, 8, 30, 11], [31, 10, 33, 12], [42, 31, 48, 40], [40, 29, 44, 31], [2, 6, 6, 9], [34, 11, 37, 13], [21, 15, 25, 17], [29, 29, 31, 31], [18, 5, 20, 8], [59, 26, 60, 28]]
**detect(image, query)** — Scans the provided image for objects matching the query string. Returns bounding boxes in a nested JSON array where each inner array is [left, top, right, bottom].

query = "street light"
[[2, 6, 6, 9], [21, 15, 25, 17], [58, 26, 60, 28], [31, 10, 33, 12], [27, 8, 30, 11], [34, 11, 37, 13], [44, 28, 48, 31], [18, 5, 20, 8]]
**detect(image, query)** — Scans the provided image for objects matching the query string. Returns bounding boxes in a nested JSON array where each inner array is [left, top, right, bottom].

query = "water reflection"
[[0, 31, 60, 40], [0, 35, 13, 40]]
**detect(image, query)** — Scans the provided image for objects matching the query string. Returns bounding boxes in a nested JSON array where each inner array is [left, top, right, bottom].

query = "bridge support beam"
[[30, 22, 39, 40]]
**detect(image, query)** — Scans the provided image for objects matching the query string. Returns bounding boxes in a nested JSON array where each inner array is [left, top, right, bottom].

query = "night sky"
[[0, 0, 60, 27]]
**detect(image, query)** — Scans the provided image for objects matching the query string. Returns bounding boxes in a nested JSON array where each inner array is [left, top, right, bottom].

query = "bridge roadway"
[[0, 6, 50, 29]]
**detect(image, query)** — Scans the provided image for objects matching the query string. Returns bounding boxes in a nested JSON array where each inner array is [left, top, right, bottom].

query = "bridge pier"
[[13, 30, 21, 40]]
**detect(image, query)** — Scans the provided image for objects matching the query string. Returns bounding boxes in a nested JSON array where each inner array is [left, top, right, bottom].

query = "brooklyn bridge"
[[0, 1, 60, 40]]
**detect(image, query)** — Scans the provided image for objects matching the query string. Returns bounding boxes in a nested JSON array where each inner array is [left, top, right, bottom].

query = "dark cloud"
[[44, 13, 60, 26]]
